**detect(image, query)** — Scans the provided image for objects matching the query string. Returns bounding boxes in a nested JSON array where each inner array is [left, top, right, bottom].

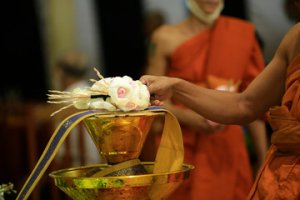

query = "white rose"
[[130, 81, 150, 110], [108, 76, 150, 111]]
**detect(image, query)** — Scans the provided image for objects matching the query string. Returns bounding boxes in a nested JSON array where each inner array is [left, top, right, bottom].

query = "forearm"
[[171, 78, 253, 124], [163, 101, 217, 132], [247, 120, 268, 161]]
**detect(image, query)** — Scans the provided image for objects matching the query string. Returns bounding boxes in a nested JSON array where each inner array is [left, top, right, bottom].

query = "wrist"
[[171, 77, 182, 90]]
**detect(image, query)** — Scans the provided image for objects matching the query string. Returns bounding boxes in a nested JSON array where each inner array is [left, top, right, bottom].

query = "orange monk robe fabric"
[[248, 54, 300, 200], [165, 16, 265, 200]]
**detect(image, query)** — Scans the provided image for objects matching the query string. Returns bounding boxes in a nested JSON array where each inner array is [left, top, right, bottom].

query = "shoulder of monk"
[[154, 24, 176, 32], [152, 24, 181, 42], [218, 16, 255, 31]]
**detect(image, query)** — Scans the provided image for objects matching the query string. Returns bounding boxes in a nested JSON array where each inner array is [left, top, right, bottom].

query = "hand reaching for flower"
[[140, 75, 180, 106]]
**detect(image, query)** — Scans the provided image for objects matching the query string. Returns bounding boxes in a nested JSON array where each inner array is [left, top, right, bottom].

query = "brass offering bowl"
[[49, 162, 194, 200], [49, 110, 194, 199], [83, 111, 164, 164]]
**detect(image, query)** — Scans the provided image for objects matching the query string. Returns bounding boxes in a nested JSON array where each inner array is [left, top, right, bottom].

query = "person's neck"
[[187, 15, 213, 33]]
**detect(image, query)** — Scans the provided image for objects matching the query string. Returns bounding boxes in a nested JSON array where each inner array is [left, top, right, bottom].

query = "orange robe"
[[248, 55, 300, 200], [166, 16, 265, 200]]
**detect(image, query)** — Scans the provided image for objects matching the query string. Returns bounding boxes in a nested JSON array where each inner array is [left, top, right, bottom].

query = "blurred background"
[[0, 0, 296, 199]]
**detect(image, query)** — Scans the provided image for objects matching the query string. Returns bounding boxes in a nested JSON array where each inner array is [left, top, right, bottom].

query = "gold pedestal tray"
[[50, 162, 194, 200]]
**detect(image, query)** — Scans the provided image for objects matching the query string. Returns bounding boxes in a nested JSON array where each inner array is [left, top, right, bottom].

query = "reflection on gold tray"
[[49, 162, 194, 200], [83, 111, 164, 164]]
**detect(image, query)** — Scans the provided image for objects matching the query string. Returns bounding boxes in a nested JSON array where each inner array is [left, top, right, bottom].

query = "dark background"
[[1, 0, 247, 102], [2, 1, 47, 102]]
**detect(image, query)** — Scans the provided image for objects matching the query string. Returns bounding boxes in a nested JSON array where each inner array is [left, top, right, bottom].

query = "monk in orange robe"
[[247, 54, 300, 200], [141, 15, 300, 200], [144, 0, 268, 199], [165, 16, 264, 200]]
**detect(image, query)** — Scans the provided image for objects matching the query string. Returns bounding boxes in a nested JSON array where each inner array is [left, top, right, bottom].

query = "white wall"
[[247, 0, 294, 63], [36, 0, 104, 83], [143, 0, 188, 24], [143, 0, 295, 63], [74, 0, 104, 75]]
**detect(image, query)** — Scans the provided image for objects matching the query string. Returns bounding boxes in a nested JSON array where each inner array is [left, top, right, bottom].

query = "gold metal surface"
[[83, 111, 164, 164], [49, 162, 194, 200]]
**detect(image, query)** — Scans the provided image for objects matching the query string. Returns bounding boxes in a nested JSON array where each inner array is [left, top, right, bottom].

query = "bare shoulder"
[[291, 23, 300, 59], [274, 23, 300, 63], [151, 24, 181, 44], [149, 23, 185, 55]]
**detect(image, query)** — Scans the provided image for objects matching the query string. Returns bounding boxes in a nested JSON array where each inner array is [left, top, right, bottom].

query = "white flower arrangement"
[[47, 68, 150, 116]]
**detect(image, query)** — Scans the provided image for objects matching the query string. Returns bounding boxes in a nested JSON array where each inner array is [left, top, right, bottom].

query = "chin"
[[202, 5, 219, 13]]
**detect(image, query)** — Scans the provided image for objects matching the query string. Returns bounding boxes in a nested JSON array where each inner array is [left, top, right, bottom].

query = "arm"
[[143, 59, 285, 125], [242, 32, 268, 175], [247, 120, 268, 175], [141, 24, 300, 124], [145, 25, 169, 76], [141, 49, 287, 124], [163, 100, 224, 132]]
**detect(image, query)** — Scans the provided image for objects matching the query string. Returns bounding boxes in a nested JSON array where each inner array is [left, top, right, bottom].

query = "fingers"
[[139, 77, 147, 85], [206, 120, 224, 133], [150, 93, 164, 106], [140, 75, 168, 107], [140, 75, 152, 86], [141, 75, 164, 106], [153, 99, 164, 106], [140, 75, 158, 96]]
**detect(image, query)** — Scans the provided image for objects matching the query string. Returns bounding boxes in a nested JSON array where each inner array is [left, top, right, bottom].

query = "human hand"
[[140, 75, 179, 106], [186, 118, 224, 133], [204, 119, 225, 133]]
